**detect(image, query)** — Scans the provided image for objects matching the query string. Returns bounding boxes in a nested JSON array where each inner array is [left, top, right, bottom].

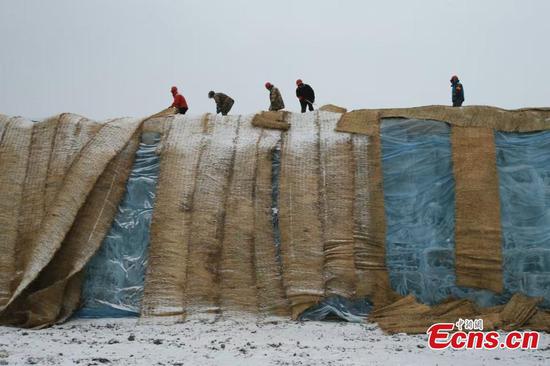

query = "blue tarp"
[[381, 118, 497, 307], [78, 133, 160, 318], [381, 118, 460, 305], [496, 130, 550, 307], [381, 119, 550, 308]]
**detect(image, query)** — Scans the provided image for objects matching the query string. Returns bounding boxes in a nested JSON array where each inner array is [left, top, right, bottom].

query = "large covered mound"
[[1, 106, 550, 333]]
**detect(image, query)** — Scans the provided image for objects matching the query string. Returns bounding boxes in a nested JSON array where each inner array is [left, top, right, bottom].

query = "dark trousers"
[[300, 100, 314, 113], [452, 101, 463, 107], [177, 107, 188, 114]]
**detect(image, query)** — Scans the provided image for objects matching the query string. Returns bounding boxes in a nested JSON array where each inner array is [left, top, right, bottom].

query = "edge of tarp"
[[336, 105, 550, 134]]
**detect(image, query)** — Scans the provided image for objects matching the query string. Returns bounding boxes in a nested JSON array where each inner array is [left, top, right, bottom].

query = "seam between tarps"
[[250, 127, 264, 313], [216, 116, 242, 316], [182, 114, 211, 318], [316, 112, 329, 297], [349, 132, 358, 297]]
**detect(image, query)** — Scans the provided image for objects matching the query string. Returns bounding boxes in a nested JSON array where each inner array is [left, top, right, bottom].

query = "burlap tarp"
[[277, 112, 324, 318], [336, 105, 550, 134], [371, 293, 549, 334], [319, 104, 347, 114], [353, 131, 398, 306], [319, 112, 356, 298], [0, 116, 33, 306], [0, 113, 143, 327], [141, 115, 207, 320], [451, 127, 502, 292], [251, 111, 291, 131], [142, 111, 383, 321], [1, 107, 550, 334], [141, 114, 290, 321]]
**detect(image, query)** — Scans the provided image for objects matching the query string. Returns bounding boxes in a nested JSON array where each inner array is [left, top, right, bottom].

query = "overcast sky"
[[0, 0, 549, 120]]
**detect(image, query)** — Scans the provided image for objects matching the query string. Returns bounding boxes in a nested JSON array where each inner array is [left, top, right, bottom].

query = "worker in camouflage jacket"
[[265, 82, 285, 111], [208, 90, 235, 115], [450, 75, 465, 107]]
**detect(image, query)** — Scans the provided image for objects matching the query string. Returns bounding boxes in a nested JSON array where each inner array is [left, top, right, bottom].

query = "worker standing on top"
[[208, 91, 235, 116], [170, 86, 188, 114], [295, 79, 315, 113], [265, 82, 285, 111], [450, 75, 465, 107]]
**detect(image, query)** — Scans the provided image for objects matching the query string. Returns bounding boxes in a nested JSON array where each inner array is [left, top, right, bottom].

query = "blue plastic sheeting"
[[299, 296, 373, 322], [380, 118, 498, 306], [78, 133, 160, 318], [496, 130, 550, 308], [379, 118, 550, 308], [381, 118, 458, 304]]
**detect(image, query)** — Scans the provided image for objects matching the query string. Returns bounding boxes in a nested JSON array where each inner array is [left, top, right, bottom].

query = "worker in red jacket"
[[170, 86, 188, 114]]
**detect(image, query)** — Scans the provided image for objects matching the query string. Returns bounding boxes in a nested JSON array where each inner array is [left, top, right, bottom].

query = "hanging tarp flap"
[[79, 133, 160, 317]]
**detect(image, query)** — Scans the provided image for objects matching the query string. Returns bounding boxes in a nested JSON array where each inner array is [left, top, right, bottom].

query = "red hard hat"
[[265, 82, 272, 89], [171, 86, 178, 93], [450, 75, 459, 82], [296, 79, 303, 86]]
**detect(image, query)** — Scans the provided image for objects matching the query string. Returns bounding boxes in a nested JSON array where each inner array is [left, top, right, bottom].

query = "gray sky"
[[1, 0, 549, 120]]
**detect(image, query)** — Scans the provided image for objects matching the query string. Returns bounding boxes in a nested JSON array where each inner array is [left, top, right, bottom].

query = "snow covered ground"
[[0, 316, 548, 365]]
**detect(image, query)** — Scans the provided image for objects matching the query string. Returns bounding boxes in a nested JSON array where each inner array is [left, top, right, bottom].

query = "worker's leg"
[[178, 107, 188, 114], [307, 102, 314, 111], [222, 100, 234, 115], [300, 100, 307, 113]]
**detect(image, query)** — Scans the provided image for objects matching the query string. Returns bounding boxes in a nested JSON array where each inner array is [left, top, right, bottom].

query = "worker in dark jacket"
[[450, 75, 465, 107], [295, 79, 315, 113], [171, 86, 188, 114], [265, 82, 285, 111], [208, 91, 234, 116]]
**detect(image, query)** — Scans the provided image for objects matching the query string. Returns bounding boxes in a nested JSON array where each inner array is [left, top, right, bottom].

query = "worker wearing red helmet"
[[265, 82, 285, 111], [170, 86, 188, 114], [295, 79, 315, 113], [450, 76, 465, 107]]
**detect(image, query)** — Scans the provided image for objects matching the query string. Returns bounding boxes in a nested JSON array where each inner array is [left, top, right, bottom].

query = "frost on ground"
[[0, 316, 548, 366]]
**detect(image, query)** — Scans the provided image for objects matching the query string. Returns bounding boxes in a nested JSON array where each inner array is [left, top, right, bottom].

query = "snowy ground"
[[0, 316, 548, 366]]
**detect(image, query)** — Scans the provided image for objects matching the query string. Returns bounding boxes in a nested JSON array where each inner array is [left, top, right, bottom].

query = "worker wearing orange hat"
[[295, 79, 315, 113], [170, 86, 188, 114], [265, 82, 285, 111], [450, 76, 465, 107]]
